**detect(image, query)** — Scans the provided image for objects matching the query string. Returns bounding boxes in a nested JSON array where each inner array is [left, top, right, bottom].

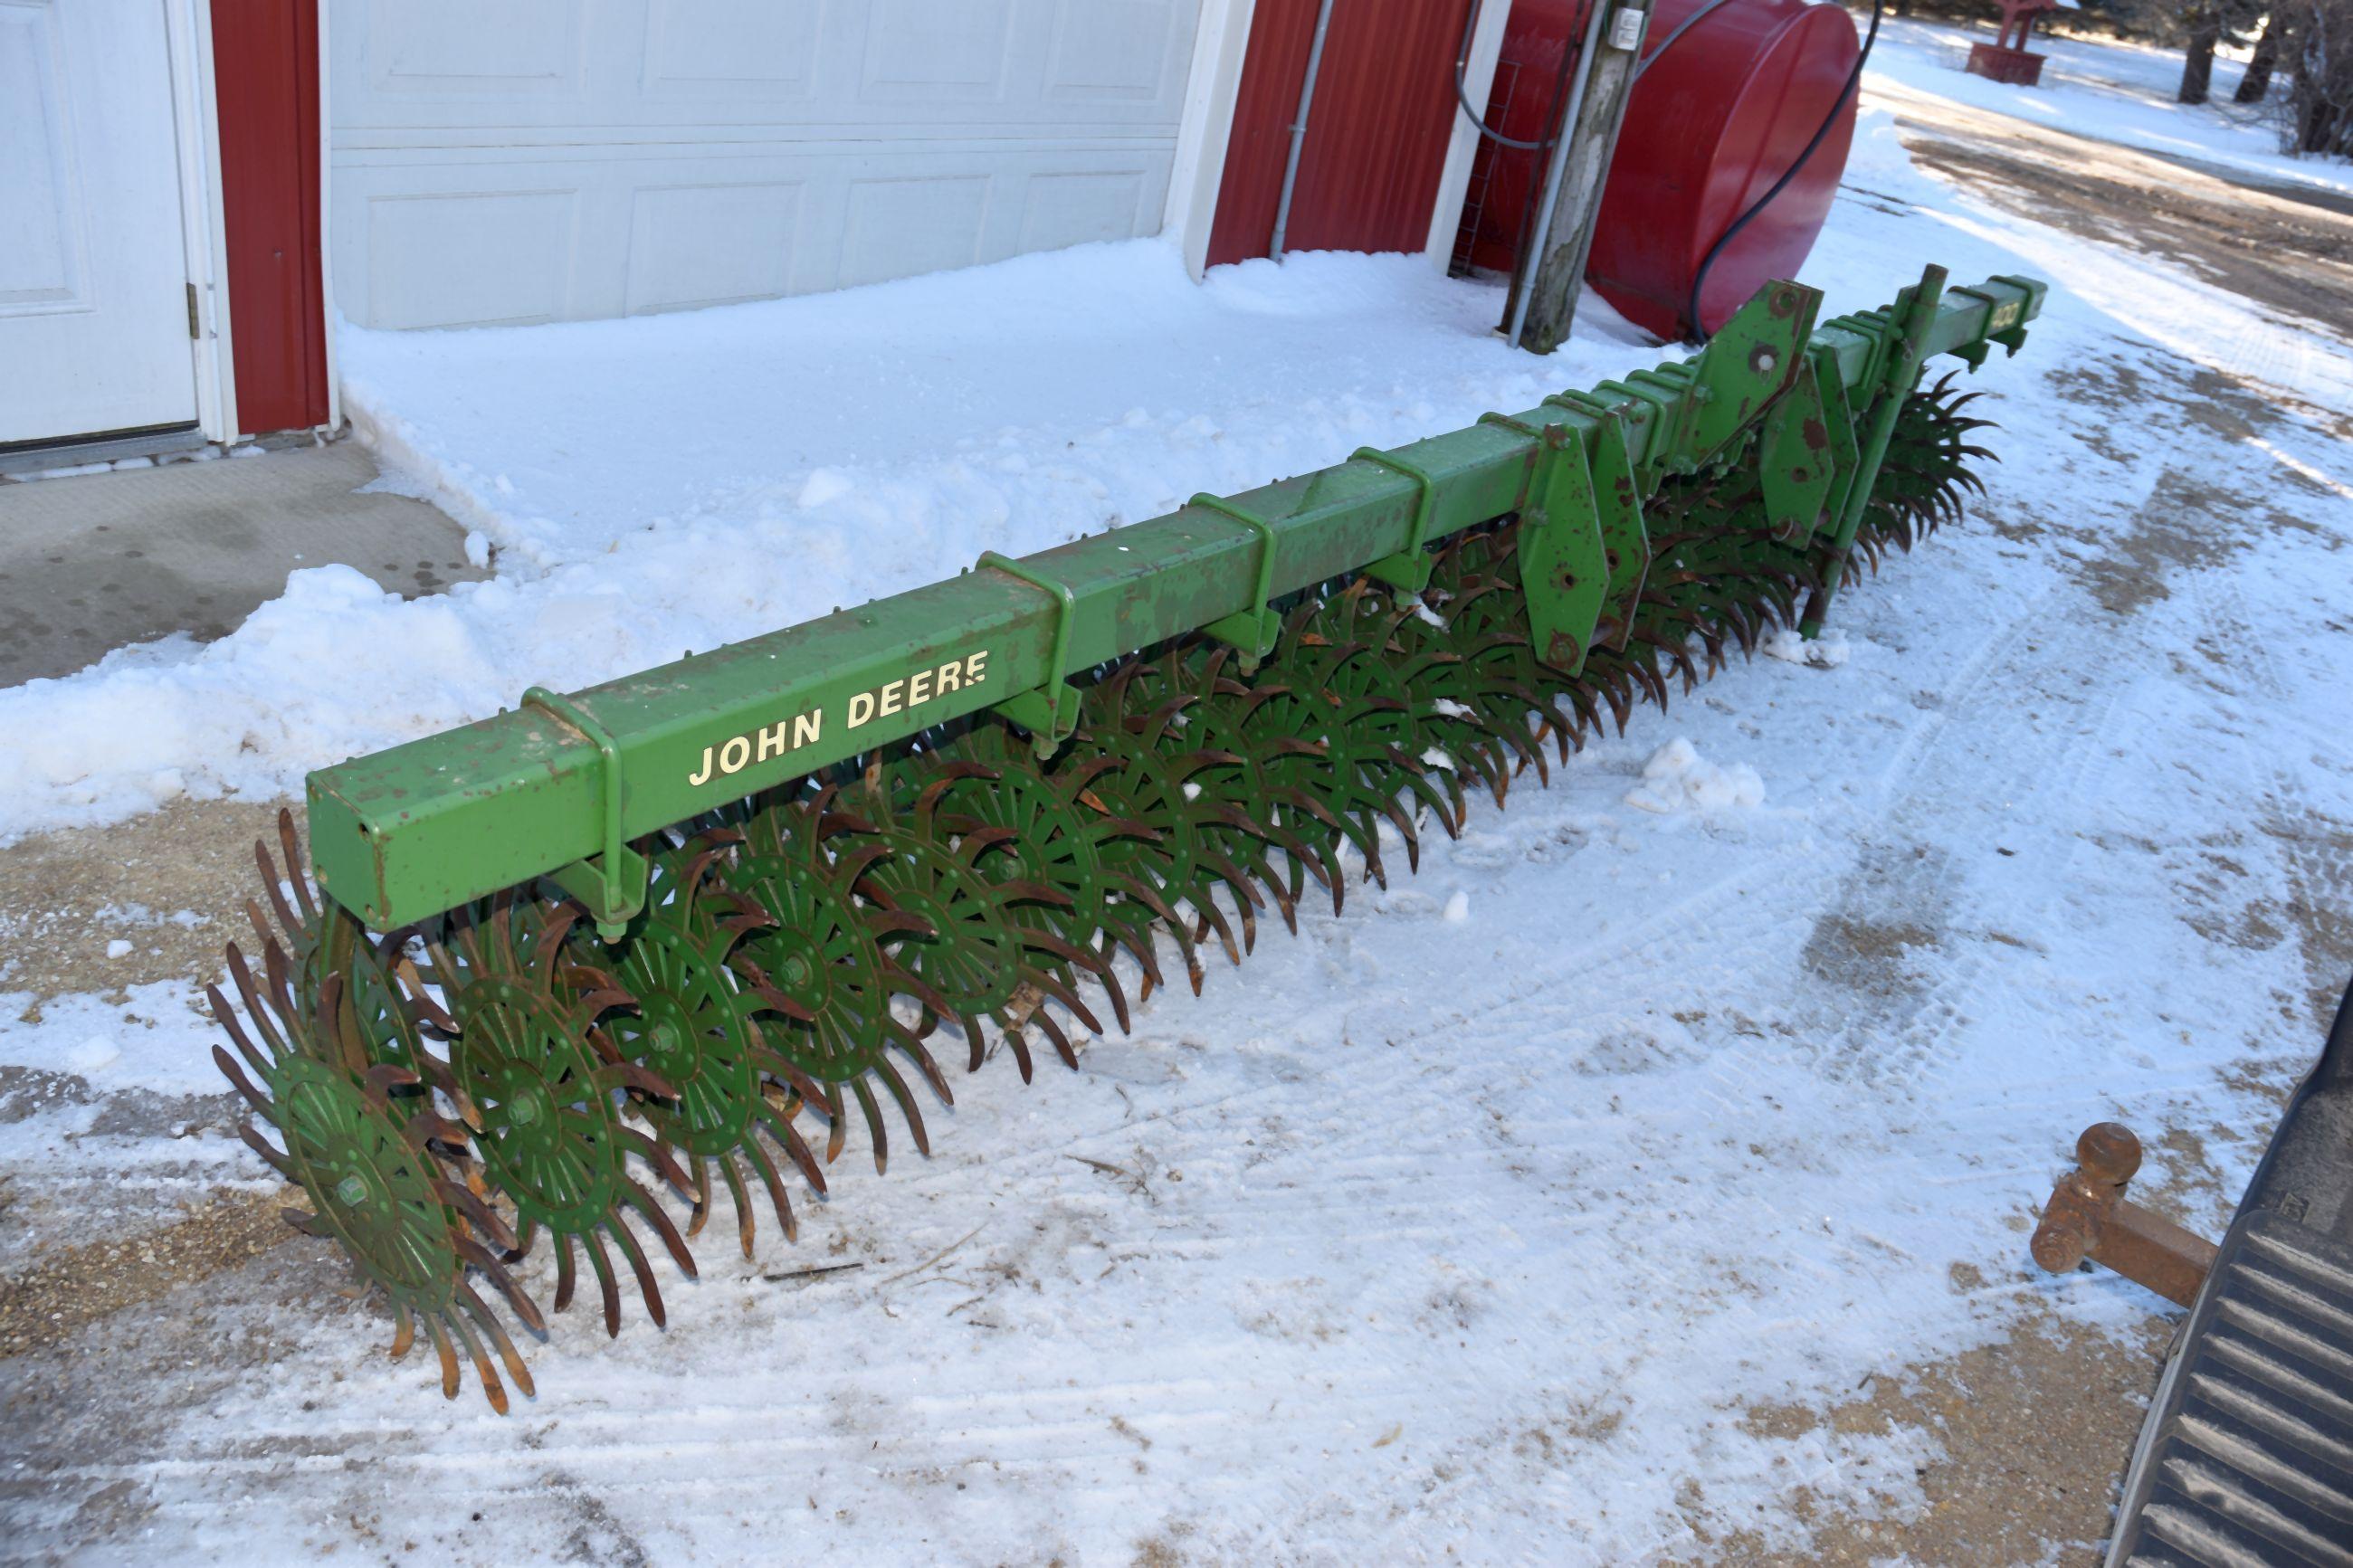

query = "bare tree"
[[2291, 0, 2353, 154], [2180, 3, 2225, 102], [2234, 5, 2293, 100]]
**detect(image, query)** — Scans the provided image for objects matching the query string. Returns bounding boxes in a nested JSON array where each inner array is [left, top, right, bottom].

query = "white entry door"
[[0, 0, 197, 447]]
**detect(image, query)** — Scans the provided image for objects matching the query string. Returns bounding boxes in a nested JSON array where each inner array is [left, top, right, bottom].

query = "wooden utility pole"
[[1509, 0, 1655, 356]]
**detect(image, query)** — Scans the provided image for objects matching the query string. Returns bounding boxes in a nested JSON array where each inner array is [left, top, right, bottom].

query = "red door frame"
[[211, 0, 329, 435]]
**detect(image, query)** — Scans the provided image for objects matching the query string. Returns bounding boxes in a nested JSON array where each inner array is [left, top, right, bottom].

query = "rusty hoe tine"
[[741, 1136, 796, 1245], [425, 1315, 462, 1401]]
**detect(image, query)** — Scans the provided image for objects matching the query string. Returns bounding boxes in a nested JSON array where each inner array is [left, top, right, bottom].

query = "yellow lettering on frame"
[[908, 669, 931, 707], [847, 691, 875, 728], [757, 721, 789, 761], [878, 679, 905, 717], [794, 710, 821, 747], [687, 746, 715, 787], [719, 736, 751, 775], [965, 650, 989, 686]]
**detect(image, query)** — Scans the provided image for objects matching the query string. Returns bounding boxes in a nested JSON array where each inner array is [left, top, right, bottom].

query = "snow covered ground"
[[5, 23, 2352, 1567], [1865, 14, 2353, 200]]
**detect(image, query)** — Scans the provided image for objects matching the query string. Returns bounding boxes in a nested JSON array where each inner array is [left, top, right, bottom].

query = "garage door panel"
[[335, 0, 1196, 131], [625, 180, 804, 314], [840, 174, 990, 288], [358, 0, 585, 100], [1043, 0, 1193, 103], [336, 144, 1173, 328], [331, 0, 1199, 328], [1018, 169, 1148, 252], [362, 185, 581, 328], [640, 0, 818, 100], [856, 0, 1016, 100]]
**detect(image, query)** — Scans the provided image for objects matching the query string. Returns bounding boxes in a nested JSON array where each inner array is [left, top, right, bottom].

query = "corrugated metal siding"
[[1207, 0, 1471, 266]]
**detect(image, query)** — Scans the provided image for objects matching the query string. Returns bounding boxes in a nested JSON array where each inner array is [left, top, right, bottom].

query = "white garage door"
[[331, 0, 1205, 330]]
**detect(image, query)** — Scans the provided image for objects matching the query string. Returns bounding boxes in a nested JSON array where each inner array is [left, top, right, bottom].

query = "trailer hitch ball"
[[2030, 1120, 2219, 1307], [2030, 1121, 2140, 1272]]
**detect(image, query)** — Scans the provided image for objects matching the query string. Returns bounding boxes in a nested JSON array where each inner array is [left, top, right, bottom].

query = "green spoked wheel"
[[844, 765, 1108, 1083], [437, 973, 622, 1236], [274, 1054, 454, 1299], [247, 807, 433, 1076], [927, 733, 1141, 1032], [1864, 370, 1997, 554], [1146, 641, 1354, 923], [726, 792, 948, 1171], [207, 940, 542, 1411], [412, 895, 700, 1335], [1415, 531, 1612, 774], [1081, 662, 1272, 993], [600, 836, 828, 1255]]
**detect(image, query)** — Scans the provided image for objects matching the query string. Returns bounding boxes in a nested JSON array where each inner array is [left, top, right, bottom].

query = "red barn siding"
[[1209, 0, 1473, 267]]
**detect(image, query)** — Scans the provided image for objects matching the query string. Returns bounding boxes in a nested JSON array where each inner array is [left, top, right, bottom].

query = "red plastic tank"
[[1455, 0, 1860, 341]]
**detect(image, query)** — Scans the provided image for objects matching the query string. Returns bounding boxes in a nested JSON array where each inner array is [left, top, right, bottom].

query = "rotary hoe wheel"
[[213, 366, 2010, 1408], [249, 807, 433, 1078], [720, 791, 955, 1171], [928, 727, 1148, 1035], [845, 762, 1111, 1082], [208, 941, 543, 1411], [405, 894, 700, 1335], [595, 834, 829, 1257], [1859, 371, 1997, 559]]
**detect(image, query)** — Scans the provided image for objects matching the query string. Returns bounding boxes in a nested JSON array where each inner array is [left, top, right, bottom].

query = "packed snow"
[[1762, 622, 1853, 668], [1623, 737, 1769, 814], [4, 20, 2352, 1567]]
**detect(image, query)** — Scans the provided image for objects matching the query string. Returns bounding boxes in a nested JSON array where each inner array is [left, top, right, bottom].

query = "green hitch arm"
[[305, 272, 2043, 932]]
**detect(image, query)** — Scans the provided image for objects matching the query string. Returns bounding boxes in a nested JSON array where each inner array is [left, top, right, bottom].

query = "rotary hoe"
[[212, 265, 2042, 1408]]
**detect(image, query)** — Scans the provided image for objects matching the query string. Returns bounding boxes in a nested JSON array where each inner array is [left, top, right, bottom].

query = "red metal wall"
[[1208, 0, 1474, 267], [211, 0, 329, 434]]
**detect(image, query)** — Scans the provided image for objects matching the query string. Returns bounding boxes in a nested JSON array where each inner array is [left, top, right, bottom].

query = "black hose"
[[1462, 0, 1772, 152], [1453, 0, 1557, 150], [1685, 0, 1884, 344]]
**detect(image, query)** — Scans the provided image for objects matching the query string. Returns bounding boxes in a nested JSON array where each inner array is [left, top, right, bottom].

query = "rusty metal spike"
[[851, 1077, 890, 1174], [741, 1132, 797, 1244], [582, 1226, 625, 1337], [553, 1231, 578, 1316], [459, 1282, 534, 1400], [684, 1157, 712, 1240], [425, 1314, 462, 1401], [624, 1181, 698, 1278], [875, 1055, 930, 1156]]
